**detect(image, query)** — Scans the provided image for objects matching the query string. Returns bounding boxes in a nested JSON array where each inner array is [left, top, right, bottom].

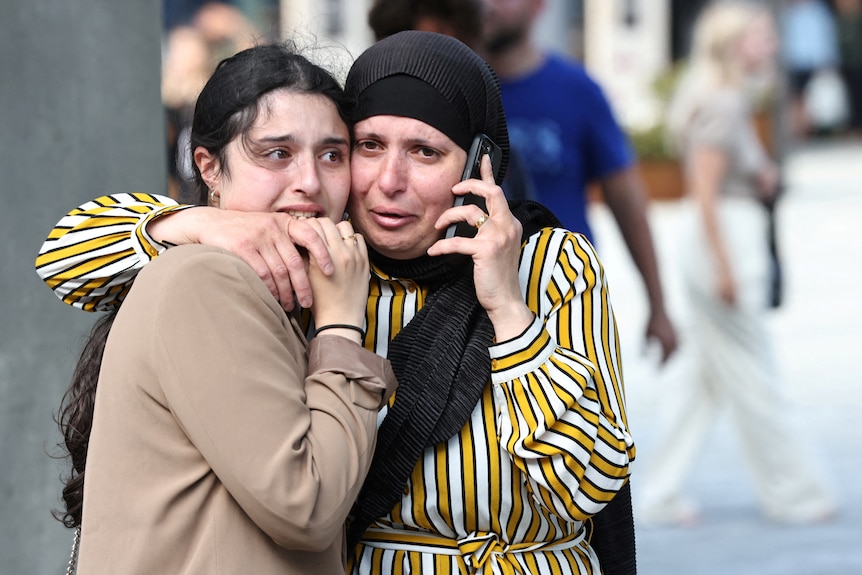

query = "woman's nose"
[[294, 155, 321, 196], [376, 151, 406, 196]]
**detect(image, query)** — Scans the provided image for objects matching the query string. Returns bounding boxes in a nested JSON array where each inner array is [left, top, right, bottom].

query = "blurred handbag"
[[804, 67, 849, 130], [761, 185, 783, 309]]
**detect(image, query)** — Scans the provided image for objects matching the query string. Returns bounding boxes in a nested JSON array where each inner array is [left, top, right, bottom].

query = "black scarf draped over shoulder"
[[346, 200, 560, 549]]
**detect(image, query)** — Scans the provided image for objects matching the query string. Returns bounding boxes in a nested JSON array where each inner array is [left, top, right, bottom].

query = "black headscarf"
[[345, 30, 510, 184]]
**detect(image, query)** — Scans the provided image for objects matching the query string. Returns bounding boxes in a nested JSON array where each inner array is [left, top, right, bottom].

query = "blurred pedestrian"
[[639, 0, 837, 526], [193, 1, 264, 57], [162, 25, 213, 202], [366, 0, 537, 202], [781, 0, 842, 136], [480, 0, 678, 363], [835, 0, 862, 136], [162, 2, 265, 202], [368, 0, 483, 47]]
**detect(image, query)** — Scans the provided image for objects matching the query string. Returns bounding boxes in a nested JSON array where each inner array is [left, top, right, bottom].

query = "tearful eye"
[[322, 150, 343, 163], [267, 149, 290, 160], [355, 140, 380, 152], [417, 147, 439, 159]]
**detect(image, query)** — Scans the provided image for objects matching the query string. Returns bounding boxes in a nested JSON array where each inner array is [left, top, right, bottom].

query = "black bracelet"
[[313, 323, 366, 339]]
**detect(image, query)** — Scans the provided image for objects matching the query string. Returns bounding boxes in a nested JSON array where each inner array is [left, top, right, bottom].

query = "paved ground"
[[589, 140, 862, 575]]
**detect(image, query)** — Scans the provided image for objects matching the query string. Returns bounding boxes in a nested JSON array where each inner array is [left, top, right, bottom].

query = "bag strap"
[[65, 526, 80, 575]]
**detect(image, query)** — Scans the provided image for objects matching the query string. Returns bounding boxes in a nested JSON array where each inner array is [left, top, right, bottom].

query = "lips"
[[281, 205, 324, 218], [285, 210, 319, 218], [370, 208, 415, 229]]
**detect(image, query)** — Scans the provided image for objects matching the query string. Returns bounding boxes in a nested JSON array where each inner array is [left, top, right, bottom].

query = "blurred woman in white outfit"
[[639, 0, 836, 525]]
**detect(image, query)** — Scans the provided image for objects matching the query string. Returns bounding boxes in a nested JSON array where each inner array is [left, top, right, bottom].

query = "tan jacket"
[[77, 245, 396, 574]]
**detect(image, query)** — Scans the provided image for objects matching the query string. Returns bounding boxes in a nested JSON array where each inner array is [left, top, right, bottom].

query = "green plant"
[[628, 122, 675, 161], [626, 63, 684, 161]]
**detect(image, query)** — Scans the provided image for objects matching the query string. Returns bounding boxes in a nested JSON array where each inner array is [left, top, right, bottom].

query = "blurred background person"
[[192, 1, 266, 60], [638, 0, 837, 527], [366, 0, 537, 202], [162, 2, 266, 202], [367, 0, 483, 47], [781, 0, 841, 138], [835, 0, 862, 137], [162, 25, 214, 202], [480, 0, 678, 363]]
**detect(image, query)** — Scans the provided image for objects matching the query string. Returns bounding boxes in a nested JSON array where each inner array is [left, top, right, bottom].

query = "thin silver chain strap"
[[65, 526, 81, 575]]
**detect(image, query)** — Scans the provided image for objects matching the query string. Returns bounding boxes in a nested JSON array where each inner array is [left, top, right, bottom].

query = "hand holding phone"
[[444, 134, 503, 239]]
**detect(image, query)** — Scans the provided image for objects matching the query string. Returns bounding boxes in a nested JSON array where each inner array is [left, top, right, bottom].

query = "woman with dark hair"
[[51, 43, 397, 574]]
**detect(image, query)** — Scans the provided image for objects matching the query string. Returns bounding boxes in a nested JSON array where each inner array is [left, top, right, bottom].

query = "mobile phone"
[[444, 134, 503, 239]]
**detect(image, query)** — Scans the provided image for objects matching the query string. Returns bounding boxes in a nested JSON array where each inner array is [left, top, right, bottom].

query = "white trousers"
[[640, 198, 834, 522]]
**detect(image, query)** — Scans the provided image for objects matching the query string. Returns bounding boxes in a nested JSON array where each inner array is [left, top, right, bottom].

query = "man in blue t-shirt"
[[482, 0, 677, 362]]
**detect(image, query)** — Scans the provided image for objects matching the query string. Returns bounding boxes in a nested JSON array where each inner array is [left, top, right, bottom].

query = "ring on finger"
[[475, 213, 489, 228], [342, 234, 358, 246]]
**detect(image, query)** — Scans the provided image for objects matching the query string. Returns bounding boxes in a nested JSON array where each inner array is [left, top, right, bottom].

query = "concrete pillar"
[[0, 0, 164, 571]]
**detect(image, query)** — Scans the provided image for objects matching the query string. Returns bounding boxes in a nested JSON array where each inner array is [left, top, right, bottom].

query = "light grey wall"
[[0, 1, 164, 571]]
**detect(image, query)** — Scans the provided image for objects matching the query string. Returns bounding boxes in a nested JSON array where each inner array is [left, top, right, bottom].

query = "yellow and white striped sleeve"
[[34, 193, 194, 311], [490, 227, 635, 522]]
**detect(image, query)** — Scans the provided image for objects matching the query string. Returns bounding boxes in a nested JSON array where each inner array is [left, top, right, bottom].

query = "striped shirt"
[[35, 194, 635, 574], [35, 193, 191, 311]]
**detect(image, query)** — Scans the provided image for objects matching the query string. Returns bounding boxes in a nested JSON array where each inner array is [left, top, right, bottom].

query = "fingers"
[[317, 219, 358, 249], [195, 211, 304, 311], [645, 314, 678, 365], [334, 220, 369, 264], [288, 218, 333, 274], [336, 220, 369, 261], [307, 219, 368, 270], [285, 218, 331, 309], [448, 156, 506, 228], [267, 241, 304, 310], [479, 153, 495, 184], [235, 247, 288, 309], [333, 220, 358, 247], [307, 219, 369, 331]]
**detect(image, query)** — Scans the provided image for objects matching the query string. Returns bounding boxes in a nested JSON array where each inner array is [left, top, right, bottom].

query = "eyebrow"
[[256, 134, 350, 147], [355, 131, 444, 148]]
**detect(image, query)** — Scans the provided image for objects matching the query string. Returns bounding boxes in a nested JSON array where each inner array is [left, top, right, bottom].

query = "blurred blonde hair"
[[666, 0, 770, 148]]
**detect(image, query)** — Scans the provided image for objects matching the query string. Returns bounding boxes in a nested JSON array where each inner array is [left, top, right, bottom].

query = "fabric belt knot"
[[360, 525, 586, 573], [457, 530, 585, 570], [458, 531, 517, 569]]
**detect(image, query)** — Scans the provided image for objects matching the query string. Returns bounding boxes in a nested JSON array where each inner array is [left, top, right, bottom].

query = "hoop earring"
[[208, 189, 219, 206]]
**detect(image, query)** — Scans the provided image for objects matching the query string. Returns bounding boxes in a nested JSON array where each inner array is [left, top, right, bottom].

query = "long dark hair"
[[53, 42, 352, 529]]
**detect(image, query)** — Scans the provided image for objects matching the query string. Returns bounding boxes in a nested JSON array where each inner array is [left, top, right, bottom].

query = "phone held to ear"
[[445, 134, 503, 239]]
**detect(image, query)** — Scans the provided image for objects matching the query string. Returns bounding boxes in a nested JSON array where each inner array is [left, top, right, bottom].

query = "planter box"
[[638, 158, 684, 201], [587, 158, 684, 203], [587, 109, 771, 203]]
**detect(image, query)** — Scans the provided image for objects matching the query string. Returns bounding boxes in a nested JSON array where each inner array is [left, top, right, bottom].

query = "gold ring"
[[475, 214, 488, 228], [342, 234, 358, 246]]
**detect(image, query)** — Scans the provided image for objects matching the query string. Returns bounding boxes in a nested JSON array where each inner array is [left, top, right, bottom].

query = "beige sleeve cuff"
[[307, 335, 397, 409]]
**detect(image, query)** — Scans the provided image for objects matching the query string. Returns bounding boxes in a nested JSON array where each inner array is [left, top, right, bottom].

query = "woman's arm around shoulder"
[[34, 193, 189, 311]]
